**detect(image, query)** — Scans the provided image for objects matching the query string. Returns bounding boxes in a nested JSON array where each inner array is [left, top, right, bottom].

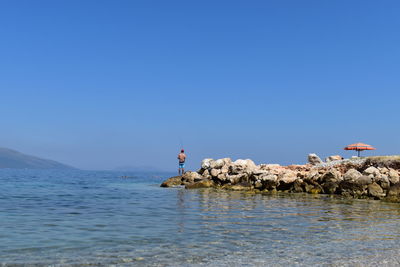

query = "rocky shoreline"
[[161, 155, 400, 203]]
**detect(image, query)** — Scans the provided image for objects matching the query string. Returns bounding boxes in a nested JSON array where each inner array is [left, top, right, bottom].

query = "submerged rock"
[[160, 176, 182, 187], [222, 182, 253, 191], [185, 179, 215, 189]]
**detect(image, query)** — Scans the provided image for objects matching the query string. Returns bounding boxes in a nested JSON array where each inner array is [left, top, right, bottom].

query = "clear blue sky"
[[1, 0, 399, 170]]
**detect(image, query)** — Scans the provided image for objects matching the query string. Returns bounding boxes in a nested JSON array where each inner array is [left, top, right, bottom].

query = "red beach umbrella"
[[344, 143, 376, 157]]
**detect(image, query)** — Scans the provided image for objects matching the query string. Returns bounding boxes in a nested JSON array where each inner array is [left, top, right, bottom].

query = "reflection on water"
[[1, 170, 400, 266]]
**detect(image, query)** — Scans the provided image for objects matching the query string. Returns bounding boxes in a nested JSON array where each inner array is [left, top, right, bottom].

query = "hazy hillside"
[[0, 147, 75, 169]]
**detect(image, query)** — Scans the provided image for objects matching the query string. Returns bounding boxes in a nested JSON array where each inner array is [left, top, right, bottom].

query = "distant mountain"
[[0, 147, 75, 169]]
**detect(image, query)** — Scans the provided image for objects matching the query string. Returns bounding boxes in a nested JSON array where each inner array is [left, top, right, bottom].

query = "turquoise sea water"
[[1, 169, 400, 266]]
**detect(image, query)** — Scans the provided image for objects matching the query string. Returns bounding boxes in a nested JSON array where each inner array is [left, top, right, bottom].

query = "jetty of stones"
[[161, 155, 400, 203]]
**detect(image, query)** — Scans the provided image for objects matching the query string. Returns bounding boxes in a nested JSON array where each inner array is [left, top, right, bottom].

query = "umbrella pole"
[[358, 150, 360, 157]]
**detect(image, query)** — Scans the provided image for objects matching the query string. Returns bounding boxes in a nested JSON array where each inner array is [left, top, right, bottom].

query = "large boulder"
[[319, 169, 342, 184], [308, 153, 323, 165], [260, 174, 278, 190], [388, 169, 400, 185], [343, 169, 362, 182], [278, 171, 298, 184], [210, 168, 221, 177], [201, 158, 214, 169], [210, 159, 228, 169], [182, 171, 202, 183], [319, 169, 342, 194], [229, 159, 257, 174], [367, 182, 385, 199], [363, 166, 380, 177], [305, 170, 322, 182], [374, 175, 390, 190], [277, 171, 298, 191], [160, 176, 183, 187]]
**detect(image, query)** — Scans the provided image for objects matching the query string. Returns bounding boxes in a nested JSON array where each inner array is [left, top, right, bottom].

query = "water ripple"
[[0, 169, 400, 266]]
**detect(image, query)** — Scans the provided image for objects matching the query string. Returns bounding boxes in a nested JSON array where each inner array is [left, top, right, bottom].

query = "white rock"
[[210, 159, 225, 169], [210, 168, 221, 177], [278, 171, 297, 184], [182, 171, 202, 182], [201, 158, 214, 169], [363, 166, 380, 177]]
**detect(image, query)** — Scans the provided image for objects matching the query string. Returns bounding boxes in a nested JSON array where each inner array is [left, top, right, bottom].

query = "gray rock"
[[322, 182, 339, 194], [229, 159, 257, 174], [368, 182, 385, 198], [363, 166, 380, 177], [384, 184, 400, 202], [319, 169, 342, 184], [375, 174, 390, 190], [308, 153, 323, 165], [356, 175, 373, 186], [343, 169, 362, 182], [339, 175, 371, 197], [388, 169, 400, 185]]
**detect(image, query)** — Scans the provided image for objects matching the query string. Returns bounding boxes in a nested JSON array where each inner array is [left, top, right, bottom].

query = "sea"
[[1, 169, 400, 266]]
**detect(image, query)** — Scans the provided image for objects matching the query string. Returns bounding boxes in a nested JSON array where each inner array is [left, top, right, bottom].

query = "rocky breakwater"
[[161, 155, 400, 202]]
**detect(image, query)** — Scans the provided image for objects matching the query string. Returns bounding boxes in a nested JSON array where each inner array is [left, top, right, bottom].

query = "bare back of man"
[[177, 150, 186, 175]]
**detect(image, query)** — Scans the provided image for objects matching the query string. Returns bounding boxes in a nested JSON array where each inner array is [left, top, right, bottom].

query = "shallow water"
[[1, 169, 400, 266]]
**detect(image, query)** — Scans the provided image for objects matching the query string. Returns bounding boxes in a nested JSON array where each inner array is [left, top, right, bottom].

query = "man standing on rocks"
[[178, 149, 186, 175]]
